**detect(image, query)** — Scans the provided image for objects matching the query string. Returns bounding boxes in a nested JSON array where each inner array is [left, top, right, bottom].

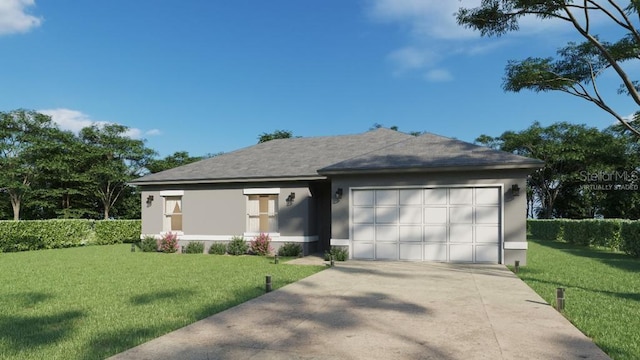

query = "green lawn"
[[0, 244, 325, 360], [517, 239, 640, 360]]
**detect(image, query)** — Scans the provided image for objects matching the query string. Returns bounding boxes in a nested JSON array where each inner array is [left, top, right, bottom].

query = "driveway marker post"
[[266, 275, 272, 293], [556, 287, 565, 312], [514, 260, 520, 273]]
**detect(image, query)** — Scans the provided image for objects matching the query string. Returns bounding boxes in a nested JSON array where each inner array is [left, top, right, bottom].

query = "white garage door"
[[351, 187, 501, 263]]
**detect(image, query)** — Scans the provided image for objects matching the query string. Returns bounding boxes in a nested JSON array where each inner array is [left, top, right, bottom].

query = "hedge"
[[0, 219, 141, 252], [528, 219, 636, 256]]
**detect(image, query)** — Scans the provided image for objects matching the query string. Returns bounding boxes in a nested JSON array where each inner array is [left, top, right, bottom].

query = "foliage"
[[249, 233, 273, 256], [94, 220, 141, 245], [324, 246, 349, 261], [208, 242, 227, 255], [0, 219, 93, 251], [621, 221, 640, 257], [257, 129, 293, 143], [227, 236, 248, 255], [184, 241, 205, 254], [160, 232, 179, 253], [476, 121, 639, 219], [146, 151, 203, 173], [457, 0, 640, 136], [517, 240, 640, 359], [140, 235, 159, 252], [278, 242, 302, 257], [0, 244, 325, 359], [528, 219, 565, 241]]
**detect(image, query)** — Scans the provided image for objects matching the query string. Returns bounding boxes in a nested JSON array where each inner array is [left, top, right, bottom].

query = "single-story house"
[[130, 128, 543, 264]]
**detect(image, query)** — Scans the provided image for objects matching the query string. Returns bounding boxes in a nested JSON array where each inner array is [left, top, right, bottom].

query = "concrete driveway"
[[109, 260, 610, 360]]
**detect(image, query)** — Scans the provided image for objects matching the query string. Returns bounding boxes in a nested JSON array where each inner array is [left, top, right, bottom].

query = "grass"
[[515, 239, 640, 360], [0, 244, 325, 360]]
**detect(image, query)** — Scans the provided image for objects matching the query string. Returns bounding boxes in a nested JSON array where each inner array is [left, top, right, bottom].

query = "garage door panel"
[[400, 244, 422, 260], [353, 224, 374, 241], [450, 188, 473, 204], [376, 190, 397, 205], [375, 207, 398, 223], [425, 207, 447, 224], [450, 225, 473, 243], [424, 244, 447, 261], [400, 189, 422, 205], [400, 207, 422, 224], [476, 245, 499, 262], [450, 206, 473, 223], [450, 245, 473, 262], [376, 242, 398, 260], [399, 225, 421, 242], [476, 226, 499, 243], [353, 242, 374, 259], [424, 188, 447, 205], [353, 207, 374, 224], [424, 225, 447, 242], [353, 190, 374, 206], [476, 188, 500, 205], [476, 206, 499, 224], [376, 225, 398, 241]]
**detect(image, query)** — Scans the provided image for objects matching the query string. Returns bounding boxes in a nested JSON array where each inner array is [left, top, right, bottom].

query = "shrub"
[[278, 242, 302, 257], [185, 241, 205, 254], [528, 219, 564, 241], [0, 219, 93, 252], [621, 221, 640, 257], [227, 236, 248, 255], [208, 242, 227, 255], [140, 236, 159, 252], [94, 220, 141, 245], [563, 220, 593, 246], [324, 246, 348, 261], [249, 233, 273, 256], [160, 232, 179, 253]]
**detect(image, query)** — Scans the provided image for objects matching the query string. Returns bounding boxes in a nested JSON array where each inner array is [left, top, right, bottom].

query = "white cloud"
[[424, 69, 453, 82], [0, 0, 42, 35], [387, 47, 439, 73], [39, 108, 160, 139]]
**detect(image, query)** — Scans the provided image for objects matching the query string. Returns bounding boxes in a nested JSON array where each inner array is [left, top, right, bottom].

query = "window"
[[247, 194, 278, 233], [164, 196, 182, 232]]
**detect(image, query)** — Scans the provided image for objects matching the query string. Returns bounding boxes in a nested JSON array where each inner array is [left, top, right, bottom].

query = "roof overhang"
[[129, 175, 328, 186], [317, 163, 544, 176]]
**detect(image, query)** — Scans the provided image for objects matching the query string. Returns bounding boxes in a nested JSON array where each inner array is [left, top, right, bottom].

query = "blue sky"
[[0, 0, 636, 157]]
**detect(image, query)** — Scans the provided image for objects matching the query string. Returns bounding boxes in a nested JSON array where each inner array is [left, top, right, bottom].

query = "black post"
[[266, 275, 272, 293], [330, 254, 335, 267], [131, 244, 135, 252], [274, 254, 279, 264], [556, 287, 565, 312], [514, 260, 520, 273]]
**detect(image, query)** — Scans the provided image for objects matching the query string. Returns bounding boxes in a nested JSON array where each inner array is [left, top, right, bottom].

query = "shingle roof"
[[131, 129, 543, 185]]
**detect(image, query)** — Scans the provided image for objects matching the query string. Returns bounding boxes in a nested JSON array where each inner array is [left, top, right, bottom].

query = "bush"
[[278, 242, 302, 257], [94, 220, 141, 245], [160, 232, 179, 253], [0, 219, 93, 252], [563, 220, 593, 246], [249, 233, 273, 256], [140, 236, 158, 252], [528, 219, 564, 241], [208, 242, 227, 255], [621, 221, 640, 257], [184, 241, 205, 254], [324, 246, 348, 261], [227, 236, 248, 255]]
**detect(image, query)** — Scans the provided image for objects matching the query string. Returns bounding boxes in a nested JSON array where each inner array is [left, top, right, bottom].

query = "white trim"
[[331, 238, 350, 246], [178, 235, 234, 241], [243, 232, 281, 238], [504, 242, 528, 250], [243, 188, 281, 195], [160, 190, 184, 196]]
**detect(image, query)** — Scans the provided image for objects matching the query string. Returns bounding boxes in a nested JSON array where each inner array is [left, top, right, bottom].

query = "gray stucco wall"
[[328, 169, 531, 265]]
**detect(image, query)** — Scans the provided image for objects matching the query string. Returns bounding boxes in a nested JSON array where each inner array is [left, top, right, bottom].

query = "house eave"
[[129, 175, 327, 186], [318, 163, 544, 176]]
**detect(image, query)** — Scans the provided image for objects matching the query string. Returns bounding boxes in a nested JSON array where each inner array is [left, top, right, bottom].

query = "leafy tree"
[[258, 129, 293, 143], [146, 151, 203, 173], [0, 110, 61, 220], [477, 121, 636, 218], [80, 124, 155, 219], [457, 1, 640, 136]]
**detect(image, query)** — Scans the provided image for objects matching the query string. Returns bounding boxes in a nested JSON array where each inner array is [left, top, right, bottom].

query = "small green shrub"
[[160, 232, 179, 253], [94, 220, 141, 245], [185, 241, 205, 254], [208, 242, 227, 255], [227, 236, 248, 255], [278, 242, 302, 257], [249, 233, 273, 256], [324, 246, 348, 261], [621, 221, 640, 257], [140, 236, 158, 252], [528, 219, 565, 241]]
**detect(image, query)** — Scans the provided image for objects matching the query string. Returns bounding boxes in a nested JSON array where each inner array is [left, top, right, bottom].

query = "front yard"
[[517, 239, 640, 360], [0, 245, 325, 360]]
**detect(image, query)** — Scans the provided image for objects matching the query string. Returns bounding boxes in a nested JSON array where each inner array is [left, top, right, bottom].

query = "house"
[[130, 128, 543, 264]]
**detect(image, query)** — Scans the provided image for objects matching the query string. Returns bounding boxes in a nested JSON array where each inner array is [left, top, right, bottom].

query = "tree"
[[476, 121, 636, 218], [146, 151, 203, 173], [0, 110, 61, 220], [258, 130, 293, 143], [80, 124, 155, 219], [457, 1, 640, 136]]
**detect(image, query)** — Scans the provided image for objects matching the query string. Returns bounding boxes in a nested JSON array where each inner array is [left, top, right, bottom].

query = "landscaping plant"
[[278, 242, 302, 257], [249, 233, 273, 256], [140, 236, 158, 252], [226, 236, 248, 255], [160, 232, 179, 253], [184, 241, 205, 254], [208, 242, 227, 255]]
